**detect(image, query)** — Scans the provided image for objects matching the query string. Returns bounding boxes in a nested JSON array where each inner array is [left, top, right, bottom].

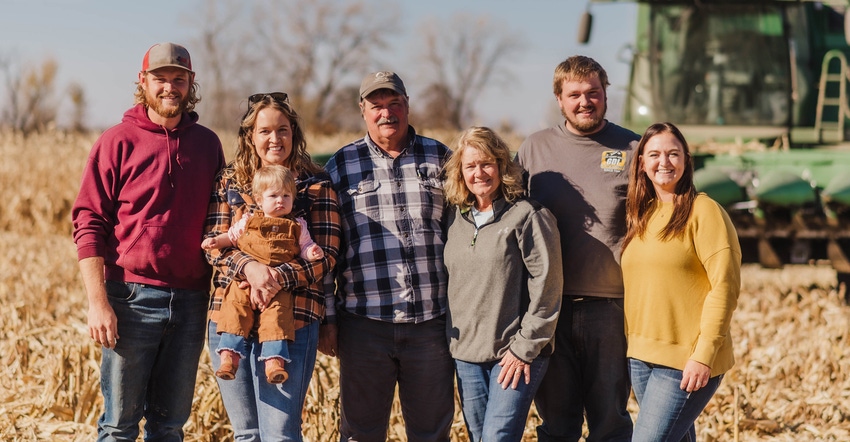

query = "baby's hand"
[[201, 237, 217, 250], [306, 244, 324, 261]]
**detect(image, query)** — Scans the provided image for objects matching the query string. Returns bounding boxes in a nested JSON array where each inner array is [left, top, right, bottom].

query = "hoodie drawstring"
[[163, 125, 184, 188]]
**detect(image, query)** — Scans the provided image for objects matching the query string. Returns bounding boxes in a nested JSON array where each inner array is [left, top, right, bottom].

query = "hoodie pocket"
[[118, 224, 208, 281]]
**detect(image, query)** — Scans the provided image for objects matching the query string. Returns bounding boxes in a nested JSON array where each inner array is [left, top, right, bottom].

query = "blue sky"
[[0, 0, 637, 134]]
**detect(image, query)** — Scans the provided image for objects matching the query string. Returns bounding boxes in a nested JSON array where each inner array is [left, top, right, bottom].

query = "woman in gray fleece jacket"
[[443, 126, 563, 442]]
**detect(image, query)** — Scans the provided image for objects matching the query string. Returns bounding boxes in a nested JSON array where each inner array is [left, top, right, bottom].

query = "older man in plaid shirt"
[[324, 71, 453, 442]]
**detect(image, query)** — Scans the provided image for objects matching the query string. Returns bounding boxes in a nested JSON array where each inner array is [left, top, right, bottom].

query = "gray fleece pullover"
[[444, 198, 563, 364]]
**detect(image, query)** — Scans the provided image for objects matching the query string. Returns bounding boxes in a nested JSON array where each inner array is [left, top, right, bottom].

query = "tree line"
[[0, 0, 524, 135]]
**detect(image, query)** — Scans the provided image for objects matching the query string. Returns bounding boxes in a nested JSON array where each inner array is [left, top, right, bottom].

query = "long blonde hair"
[[443, 126, 524, 209], [623, 122, 697, 251]]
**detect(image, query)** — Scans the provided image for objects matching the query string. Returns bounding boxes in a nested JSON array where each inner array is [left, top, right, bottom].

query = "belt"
[[568, 296, 608, 303]]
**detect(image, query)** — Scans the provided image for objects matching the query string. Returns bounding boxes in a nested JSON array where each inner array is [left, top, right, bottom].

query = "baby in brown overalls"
[[202, 165, 323, 384]]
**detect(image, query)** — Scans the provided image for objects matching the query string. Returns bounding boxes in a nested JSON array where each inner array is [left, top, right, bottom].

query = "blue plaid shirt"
[[324, 127, 450, 323]]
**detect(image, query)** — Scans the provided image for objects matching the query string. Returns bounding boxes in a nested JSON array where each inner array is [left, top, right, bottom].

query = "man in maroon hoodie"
[[72, 42, 225, 441]]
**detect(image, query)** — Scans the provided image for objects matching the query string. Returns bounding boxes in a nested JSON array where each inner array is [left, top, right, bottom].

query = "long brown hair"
[[623, 122, 697, 250], [228, 95, 321, 187]]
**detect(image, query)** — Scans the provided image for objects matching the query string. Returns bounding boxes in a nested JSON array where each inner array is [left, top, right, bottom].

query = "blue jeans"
[[97, 281, 208, 442], [629, 358, 723, 442], [534, 297, 632, 442], [217, 332, 291, 363], [208, 319, 319, 442], [338, 312, 455, 442], [455, 356, 549, 442]]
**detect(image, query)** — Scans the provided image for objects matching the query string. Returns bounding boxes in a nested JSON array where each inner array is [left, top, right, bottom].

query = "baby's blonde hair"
[[252, 165, 296, 198]]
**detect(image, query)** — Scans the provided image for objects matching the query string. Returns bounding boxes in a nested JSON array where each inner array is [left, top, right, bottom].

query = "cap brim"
[[147, 64, 194, 73], [361, 85, 405, 99]]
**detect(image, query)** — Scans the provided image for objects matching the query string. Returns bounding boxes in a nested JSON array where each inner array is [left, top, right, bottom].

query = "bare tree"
[[1, 54, 59, 134], [414, 14, 525, 130], [68, 81, 87, 133], [415, 82, 456, 130], [184, 0, 399, 133], [0, 54, 15, 130], [250, 0, 401, 132], [187, 0, 256, 132]]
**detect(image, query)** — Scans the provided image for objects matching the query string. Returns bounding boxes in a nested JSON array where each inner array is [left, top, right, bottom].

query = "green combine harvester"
[[581, 0, 850, 283]]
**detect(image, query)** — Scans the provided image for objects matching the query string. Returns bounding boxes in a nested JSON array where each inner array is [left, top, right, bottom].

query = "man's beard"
[[149, 93, 188, 118], [563, 102, 607, 134]]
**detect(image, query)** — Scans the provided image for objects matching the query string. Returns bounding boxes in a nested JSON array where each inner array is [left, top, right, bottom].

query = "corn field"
[[1, 130, 848, 441]]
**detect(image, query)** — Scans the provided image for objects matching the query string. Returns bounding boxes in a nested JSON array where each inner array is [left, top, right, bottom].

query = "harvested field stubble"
[[1, 130, 849, 441]]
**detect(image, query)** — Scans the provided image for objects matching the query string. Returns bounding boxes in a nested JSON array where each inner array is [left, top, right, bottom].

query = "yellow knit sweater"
[[621, 194, 741, 377]]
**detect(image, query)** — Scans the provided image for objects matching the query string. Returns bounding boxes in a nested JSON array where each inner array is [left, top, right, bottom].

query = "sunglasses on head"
[[248, 92, 289, 105]]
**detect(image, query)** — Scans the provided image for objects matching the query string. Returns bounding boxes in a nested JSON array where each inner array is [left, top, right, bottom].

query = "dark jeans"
[[338, 312, 454, 442], [534, 297, 633, 442]]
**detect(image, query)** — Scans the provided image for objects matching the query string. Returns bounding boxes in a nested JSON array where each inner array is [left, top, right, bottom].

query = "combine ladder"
[[814, 49, 850, 143], [813, 50, 850, 274]]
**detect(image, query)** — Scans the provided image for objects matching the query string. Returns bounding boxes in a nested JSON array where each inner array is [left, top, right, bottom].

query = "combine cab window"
[[647, 5, 790, 126]]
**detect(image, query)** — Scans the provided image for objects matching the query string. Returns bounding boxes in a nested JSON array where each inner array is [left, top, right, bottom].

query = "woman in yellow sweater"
[[621, 122, 741, 442]]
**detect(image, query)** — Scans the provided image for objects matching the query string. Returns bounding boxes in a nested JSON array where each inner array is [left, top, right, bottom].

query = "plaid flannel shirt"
[[324, 127, 450, 323], [204, 166, 341, 329]]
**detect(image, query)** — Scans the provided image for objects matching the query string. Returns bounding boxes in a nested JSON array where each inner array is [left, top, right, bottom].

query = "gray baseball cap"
[[142, 42, 193, 73], [359, 71, 407, 99]]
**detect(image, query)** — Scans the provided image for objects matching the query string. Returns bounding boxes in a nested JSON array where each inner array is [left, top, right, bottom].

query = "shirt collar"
[[364, 125, 417, 159]]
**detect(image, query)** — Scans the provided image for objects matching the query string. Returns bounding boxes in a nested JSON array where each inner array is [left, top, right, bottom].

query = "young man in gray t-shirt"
[[516, 55, 639, 442]]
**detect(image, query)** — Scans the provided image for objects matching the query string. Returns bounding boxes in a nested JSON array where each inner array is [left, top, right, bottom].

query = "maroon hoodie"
[[72, 104, 225, 291]]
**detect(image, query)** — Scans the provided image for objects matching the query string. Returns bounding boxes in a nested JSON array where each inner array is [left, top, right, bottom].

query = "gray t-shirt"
[[516, 121, 639, 298]]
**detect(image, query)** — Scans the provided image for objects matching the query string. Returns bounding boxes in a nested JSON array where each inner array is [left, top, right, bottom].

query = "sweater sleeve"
[[72, 138, 118, 260], [509, 206, 564, 362], [690, 197, 741, 368]]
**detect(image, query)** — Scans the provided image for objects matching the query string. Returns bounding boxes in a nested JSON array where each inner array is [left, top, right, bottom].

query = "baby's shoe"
[[216, 350, 240, 380], [265, 358, 288, 384]]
